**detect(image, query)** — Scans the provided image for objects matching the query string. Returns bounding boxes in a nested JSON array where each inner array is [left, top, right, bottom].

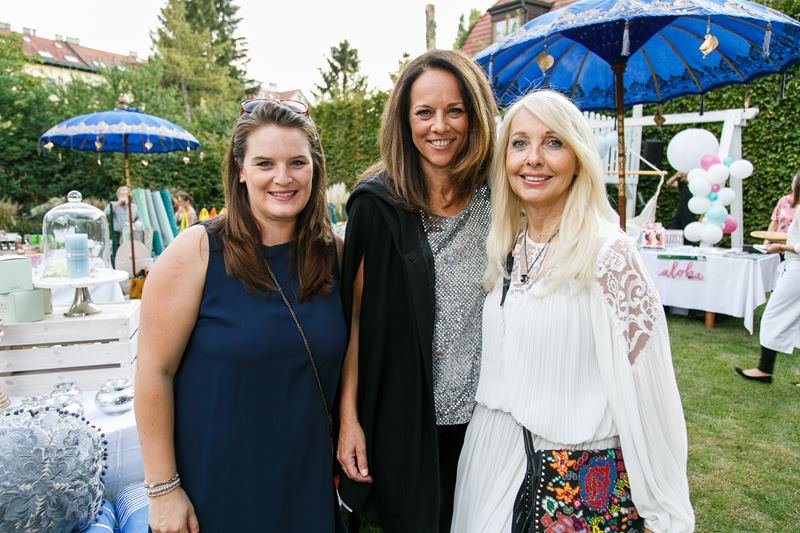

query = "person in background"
[[736, 171, 800, 387], [135, 100, 346, 532], [763, 172, 799, 244], [337, 49, 497, 532], [452, 90, 694, 532], [175, 191, 198, 231], [104, 185, 140, 249], [667, 171, 693, 242]]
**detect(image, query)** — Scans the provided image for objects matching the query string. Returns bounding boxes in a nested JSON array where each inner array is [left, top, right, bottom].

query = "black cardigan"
[[338, 174, 440, 532]]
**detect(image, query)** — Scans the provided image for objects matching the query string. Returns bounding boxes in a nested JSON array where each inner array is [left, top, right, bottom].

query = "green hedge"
[[313, 92, 387, 190]]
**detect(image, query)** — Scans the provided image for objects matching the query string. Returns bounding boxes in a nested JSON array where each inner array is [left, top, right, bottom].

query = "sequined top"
[[421, 184, 491, 425]]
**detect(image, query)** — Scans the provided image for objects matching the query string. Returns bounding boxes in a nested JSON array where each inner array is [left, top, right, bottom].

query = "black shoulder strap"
[[500, 251, 514, 307]]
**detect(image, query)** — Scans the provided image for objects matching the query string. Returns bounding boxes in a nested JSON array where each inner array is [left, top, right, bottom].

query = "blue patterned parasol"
[[39, 108, 200, 273], [475, 0, 800, 225], [39, 108, 199, 153]]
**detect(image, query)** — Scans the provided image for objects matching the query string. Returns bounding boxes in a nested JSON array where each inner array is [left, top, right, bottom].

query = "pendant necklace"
[[520, 228, 559, 284]]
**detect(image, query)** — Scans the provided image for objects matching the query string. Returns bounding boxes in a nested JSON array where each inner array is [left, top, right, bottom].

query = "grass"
[[346, 304, 800, 532]]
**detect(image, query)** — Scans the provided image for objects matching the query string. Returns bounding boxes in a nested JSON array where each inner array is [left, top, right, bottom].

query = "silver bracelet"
[[144, 473, 180, 491], [145, 476, 181, 498]]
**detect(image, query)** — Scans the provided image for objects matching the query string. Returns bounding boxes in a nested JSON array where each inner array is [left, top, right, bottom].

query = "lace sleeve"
[[596, 235, 661, 364]]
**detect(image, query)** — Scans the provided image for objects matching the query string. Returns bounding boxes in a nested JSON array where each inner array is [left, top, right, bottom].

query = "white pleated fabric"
[[760, 211, 800, 353], [452, 226, 695, 533]]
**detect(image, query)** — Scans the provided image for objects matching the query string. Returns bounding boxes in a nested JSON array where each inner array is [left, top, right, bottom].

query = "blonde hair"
[[484, 90, 616, 292]]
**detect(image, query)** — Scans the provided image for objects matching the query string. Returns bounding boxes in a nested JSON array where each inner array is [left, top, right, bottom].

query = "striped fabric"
[[80, 500, 119, 533], [112, 483, 149, 533]]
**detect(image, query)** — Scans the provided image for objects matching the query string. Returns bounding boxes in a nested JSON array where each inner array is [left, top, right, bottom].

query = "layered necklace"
[[519, 228, 559, 284]]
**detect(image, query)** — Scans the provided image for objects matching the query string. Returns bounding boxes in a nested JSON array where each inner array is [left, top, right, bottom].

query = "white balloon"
[[684, 221, 704, 242], [687, 168, 707, 183], [729, 159, 754, 180], [688, 176, 712, 197], [707, 163, 730, 185], [701, 223, 723, 245], [666, 129, 720, 173], [717, 187, 736, 206], [688, 196, 711, 215]]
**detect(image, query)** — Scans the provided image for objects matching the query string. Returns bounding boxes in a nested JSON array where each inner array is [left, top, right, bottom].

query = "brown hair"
[[208, 101, 334, 300], [792, 171, 800, 208], [363, 49, 496, 213]]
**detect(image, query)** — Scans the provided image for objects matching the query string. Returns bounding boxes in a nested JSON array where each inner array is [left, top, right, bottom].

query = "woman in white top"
[[736, 173, 800, 386], [451, 91, 694, 533]]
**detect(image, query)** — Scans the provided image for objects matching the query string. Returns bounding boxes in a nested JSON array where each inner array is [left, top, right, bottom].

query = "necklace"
[[520, 228, 559, 284]]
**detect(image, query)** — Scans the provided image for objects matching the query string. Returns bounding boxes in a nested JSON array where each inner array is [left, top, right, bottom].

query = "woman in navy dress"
[[135, 100, 346, 533]]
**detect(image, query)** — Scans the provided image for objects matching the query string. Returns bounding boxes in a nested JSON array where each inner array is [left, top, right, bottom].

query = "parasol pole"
[[123, 134, 136, 275], [612, 61, 627, 230]]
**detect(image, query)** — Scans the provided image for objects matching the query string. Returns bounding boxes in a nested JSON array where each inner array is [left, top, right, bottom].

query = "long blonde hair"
[[485, 90, 616, 291]]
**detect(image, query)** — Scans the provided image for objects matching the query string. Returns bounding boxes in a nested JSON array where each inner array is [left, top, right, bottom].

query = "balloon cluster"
[[665, 128, 754, 248], [683, 156, 753, 246]]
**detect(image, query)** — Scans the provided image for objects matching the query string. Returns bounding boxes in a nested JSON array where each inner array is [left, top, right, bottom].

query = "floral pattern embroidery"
[[535, 448, 642, 533], [550, 450, 577, 477], [597, 234, 661, 364]]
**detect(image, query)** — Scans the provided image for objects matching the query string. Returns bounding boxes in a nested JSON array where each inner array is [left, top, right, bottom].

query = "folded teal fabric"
[[160, 189, 179, 237], [131, 189, 151, 229], [151, 190, 173, 246], [142, 189, 161, 255], [152, 230, 164, 256]]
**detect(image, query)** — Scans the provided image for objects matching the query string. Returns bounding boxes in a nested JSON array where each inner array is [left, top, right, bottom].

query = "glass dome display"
[[41, 191, 111, 278]]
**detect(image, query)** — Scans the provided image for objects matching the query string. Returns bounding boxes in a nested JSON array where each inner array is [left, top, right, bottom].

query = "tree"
[[152, 0, 238, 123], [184, 0, 251, 88], [313, 40, 368, 100], [453, 9, 483, 49], [390, 52, 411, 84]]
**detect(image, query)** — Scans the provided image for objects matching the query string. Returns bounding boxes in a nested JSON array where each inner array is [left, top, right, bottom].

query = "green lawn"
[[669, 307, 800, 531], [348, 305, 800, 532]]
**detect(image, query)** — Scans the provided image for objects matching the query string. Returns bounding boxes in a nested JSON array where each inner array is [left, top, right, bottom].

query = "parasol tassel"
[[621, 21, 631, 56], [780, 73, 786, 100], [699, 94, 705, 116], [763, 21, 772, 58]]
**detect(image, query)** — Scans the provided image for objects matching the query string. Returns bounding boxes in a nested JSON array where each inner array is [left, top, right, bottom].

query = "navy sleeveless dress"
[[172, 230, 346, 532]]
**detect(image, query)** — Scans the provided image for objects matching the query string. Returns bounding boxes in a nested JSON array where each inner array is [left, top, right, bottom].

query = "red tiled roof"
[[0, 29, 139, 73], [461, 12, 493, 57], [459, 0, 579, 58]]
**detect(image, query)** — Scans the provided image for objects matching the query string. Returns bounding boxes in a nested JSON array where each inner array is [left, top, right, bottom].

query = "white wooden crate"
[[0, 300, 140, 395]]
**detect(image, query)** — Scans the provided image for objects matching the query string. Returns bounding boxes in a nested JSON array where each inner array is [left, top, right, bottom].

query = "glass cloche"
[[41, 191, 112, 278]]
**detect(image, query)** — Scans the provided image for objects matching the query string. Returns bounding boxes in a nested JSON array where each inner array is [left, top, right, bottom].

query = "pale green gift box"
[[0, 256, 33, 294], [0, 288, 47, 323]]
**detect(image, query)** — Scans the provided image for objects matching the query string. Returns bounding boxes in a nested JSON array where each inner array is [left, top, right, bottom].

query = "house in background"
[[460, 0, 577, 57], [0, 23, 140, 84], [248, 82, 310, 107]]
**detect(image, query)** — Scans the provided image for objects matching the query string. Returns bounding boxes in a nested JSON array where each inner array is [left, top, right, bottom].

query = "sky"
[[1, 0, 492, 100]]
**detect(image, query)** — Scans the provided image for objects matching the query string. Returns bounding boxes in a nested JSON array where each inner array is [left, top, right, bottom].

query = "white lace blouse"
[[476, 225, 695, 533]]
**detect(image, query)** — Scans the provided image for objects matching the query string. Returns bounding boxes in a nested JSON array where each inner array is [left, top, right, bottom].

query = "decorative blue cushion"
[[113, 483, 148, 533], [0, 409, 105, 533]]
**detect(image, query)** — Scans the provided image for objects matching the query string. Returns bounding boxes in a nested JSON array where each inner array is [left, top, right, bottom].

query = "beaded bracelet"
[[144, 473, 181, 497]]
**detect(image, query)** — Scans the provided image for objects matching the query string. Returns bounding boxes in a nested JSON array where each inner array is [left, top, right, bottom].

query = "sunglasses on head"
[[239, 98, 309, 117]]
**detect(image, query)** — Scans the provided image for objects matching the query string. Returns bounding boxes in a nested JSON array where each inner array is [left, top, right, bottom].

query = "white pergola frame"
[[585, 105, 760, 249]]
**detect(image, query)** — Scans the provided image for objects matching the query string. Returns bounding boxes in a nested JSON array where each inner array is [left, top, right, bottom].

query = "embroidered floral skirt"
[[452, 404, 644, 533]]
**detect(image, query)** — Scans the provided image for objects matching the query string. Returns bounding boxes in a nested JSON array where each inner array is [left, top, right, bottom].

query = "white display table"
[[639, 247, 781, 333]]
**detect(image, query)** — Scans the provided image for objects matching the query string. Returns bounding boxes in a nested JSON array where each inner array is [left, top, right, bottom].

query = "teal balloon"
[[723, 156, 734, 166], [708, 192, 718, 201], [705, 204, 728, 225]]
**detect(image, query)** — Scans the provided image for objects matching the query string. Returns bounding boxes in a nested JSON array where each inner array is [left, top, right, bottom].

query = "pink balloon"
[[722, 214, 738, 235], [711, 183, 721, 192], [701, 154, 722, 170]]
